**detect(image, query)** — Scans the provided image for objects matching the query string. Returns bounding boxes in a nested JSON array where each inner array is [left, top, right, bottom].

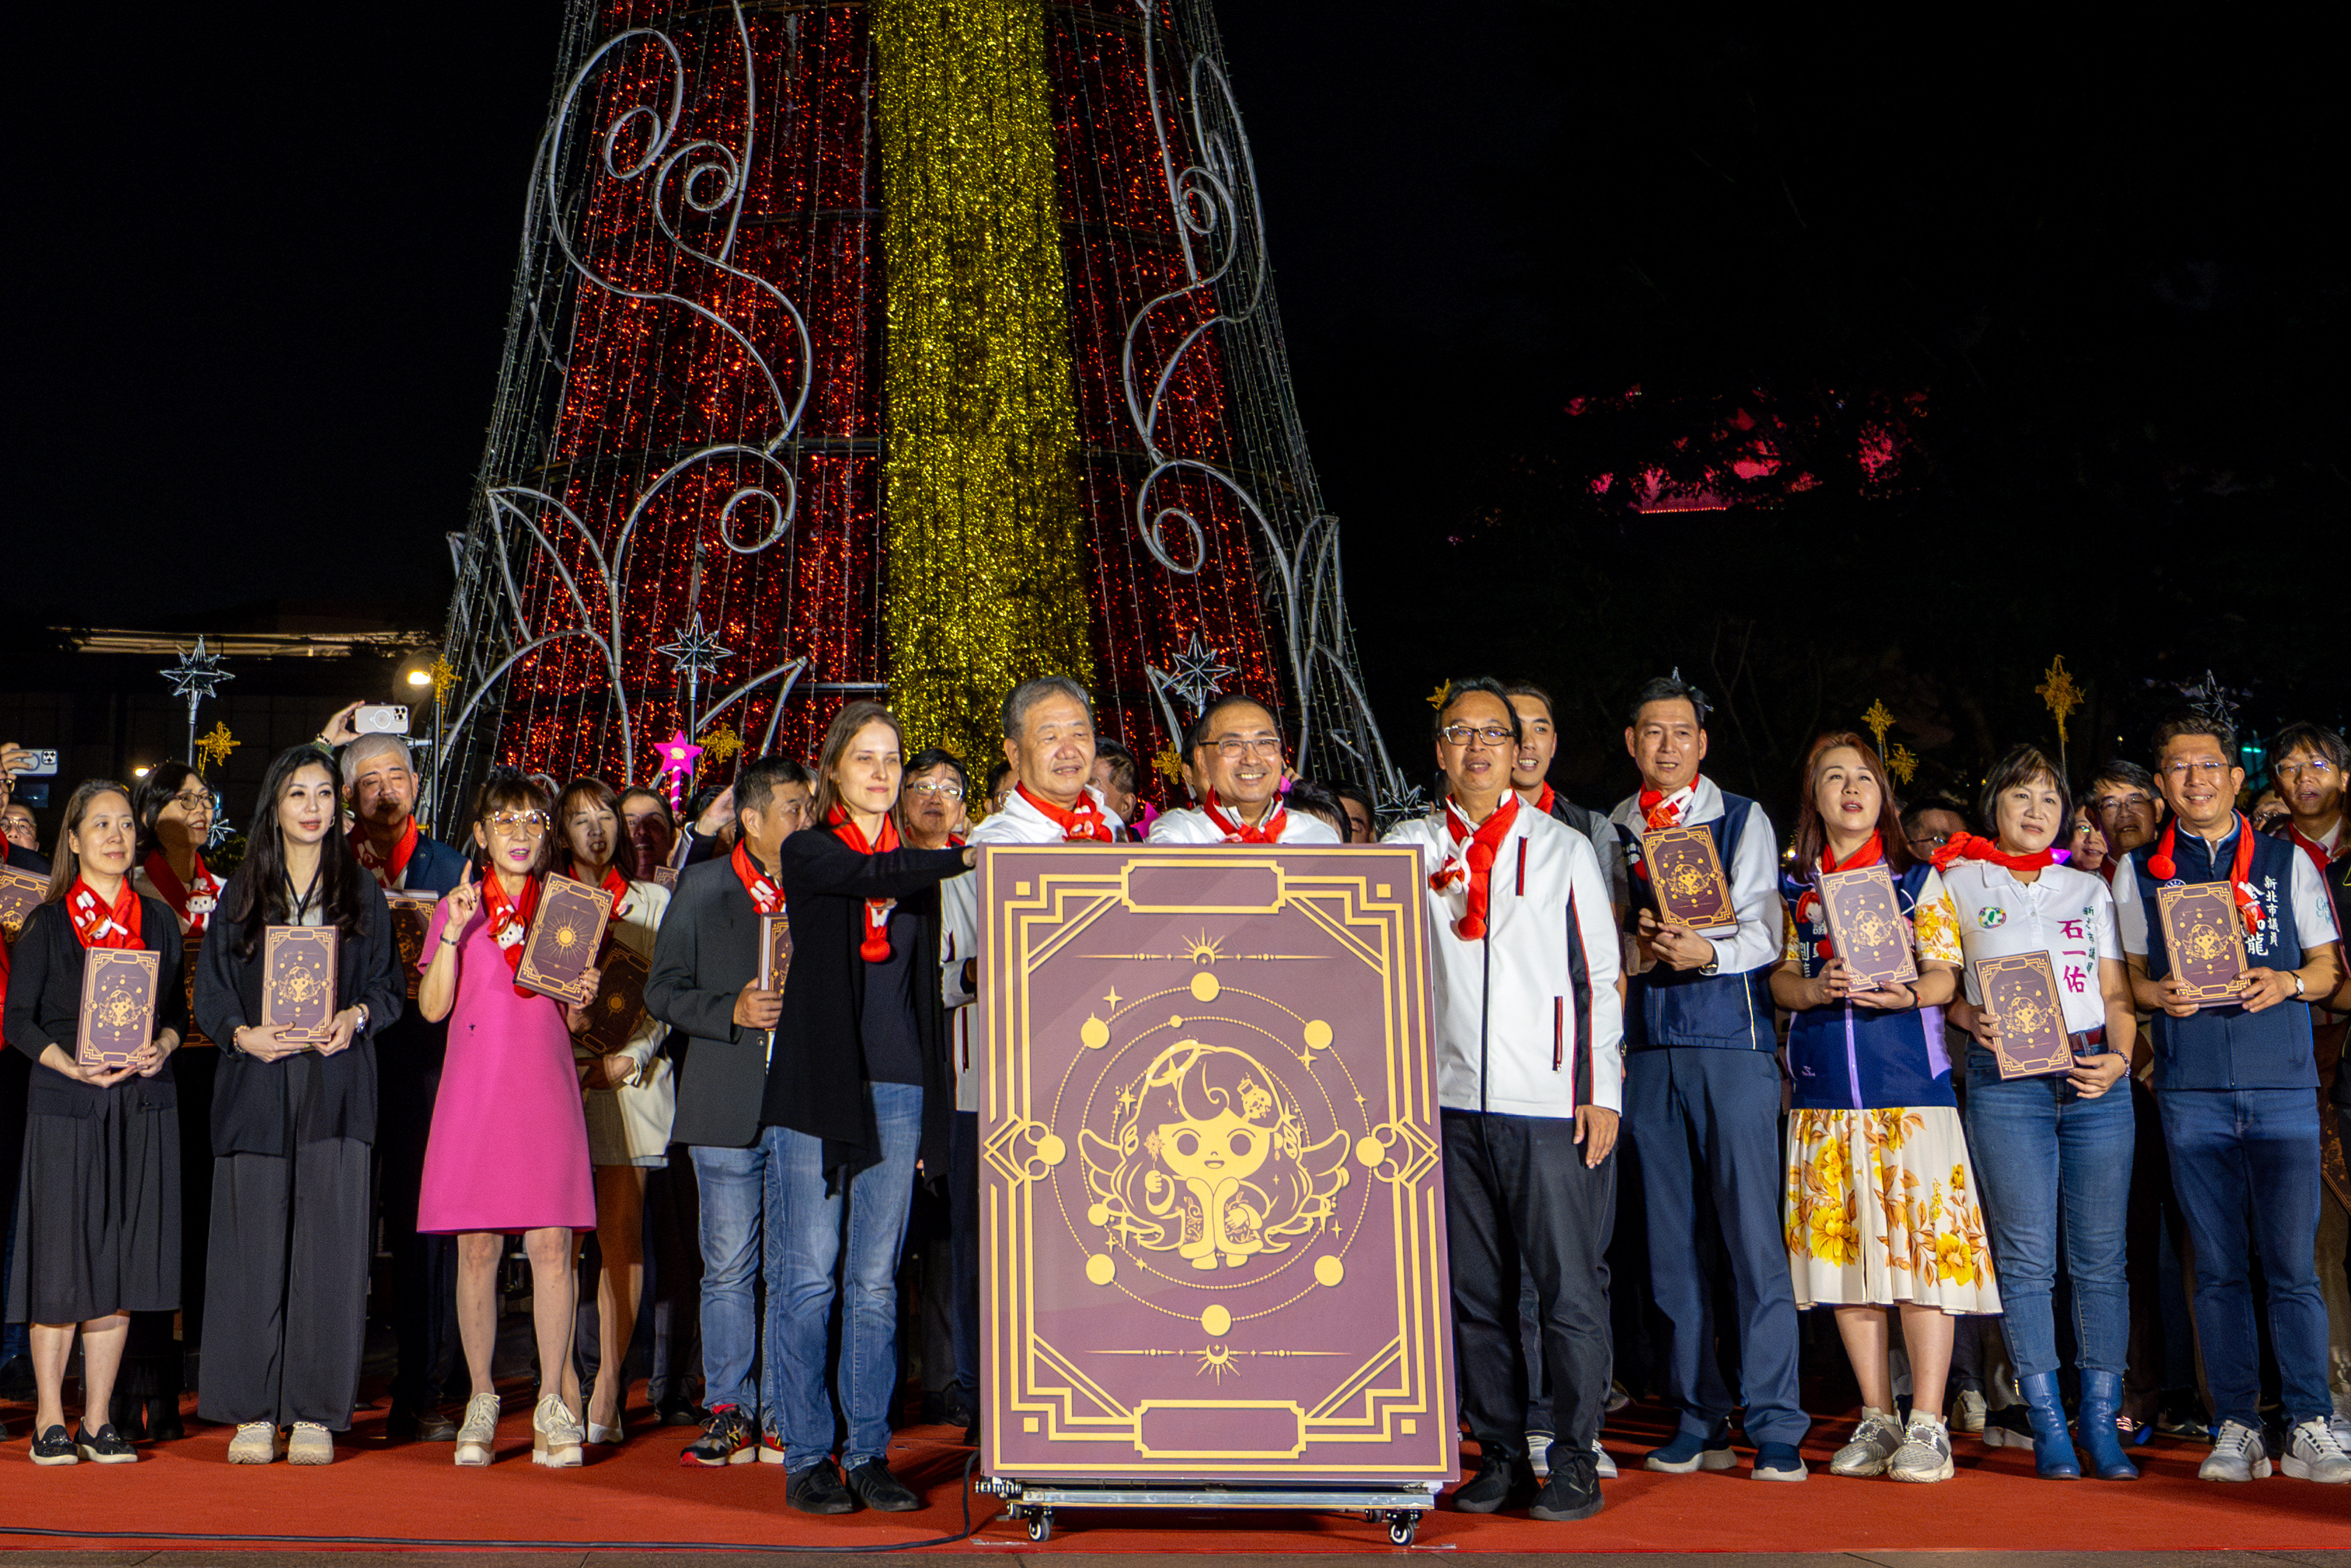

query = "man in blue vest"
[[2115, 711, 2346, 1484], [1606, 674, 1808, 1481]]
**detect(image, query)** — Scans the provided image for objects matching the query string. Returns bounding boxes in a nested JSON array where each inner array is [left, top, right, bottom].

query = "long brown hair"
[[809, 700, 906, 824], [43, 779, 136, 903], [1789, 731, 1916, 874], [554, 777, 639, 881]]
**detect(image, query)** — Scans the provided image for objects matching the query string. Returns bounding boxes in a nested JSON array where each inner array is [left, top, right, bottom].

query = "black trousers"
[[379, 1063, 458, 1411], [199, 1137, 371, 1430], [645, 1144, 704, 1404], [1444, 1108, 1617, 1456]]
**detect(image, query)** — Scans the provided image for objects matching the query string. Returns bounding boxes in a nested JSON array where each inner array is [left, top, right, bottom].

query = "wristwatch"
[[354, 1002, 371, 1033], [2292, 972, 2307, 997]]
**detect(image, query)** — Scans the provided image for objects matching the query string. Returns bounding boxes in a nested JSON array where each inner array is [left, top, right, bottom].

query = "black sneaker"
[[387, 1403, 459, 1442], [845, 1458, 922, 1512], [1452, 1449, 1533, 1513], [76, 1423, 139, 1464], [787, 1460, 858, 1514], [1529, 1448, 1603, 1521], [30, 1424, 79, 1466], [655, 1394, 709, 1427], [679, 1406, 758, 1466]]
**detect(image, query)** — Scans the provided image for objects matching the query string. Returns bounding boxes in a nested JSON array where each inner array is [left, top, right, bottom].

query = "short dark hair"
[[1332, 780, 1375, 821], [1284, 782, 1345, 836], [1627, 674, 1709, 729], [1093, 739, 1138, 794], [1501, 681, 1555, 722], [1432, 676, 1522, 745], [131, 760, 206, 858], [2086, 759, 2158, 800], [2272, 721, 2347, 775], [1000, 676, 1094, 741], [736, 754, 815, 820], [616, 785, 675, 827], [1186, 693, 1280, 757], [2152, 710, 2235, 758], [1899, 794, 1971, 835], [1975, 747, 2070, 840], [905, 747, 970, 798]]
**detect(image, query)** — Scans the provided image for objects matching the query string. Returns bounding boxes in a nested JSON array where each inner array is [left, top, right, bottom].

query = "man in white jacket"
[[938, 676, 1125, 1445], [1150, 693, 1341, 845], [1385, 677, 1623, 1523]]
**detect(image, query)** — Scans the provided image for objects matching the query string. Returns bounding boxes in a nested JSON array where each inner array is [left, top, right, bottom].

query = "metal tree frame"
[[432, 0, 1406, 828]]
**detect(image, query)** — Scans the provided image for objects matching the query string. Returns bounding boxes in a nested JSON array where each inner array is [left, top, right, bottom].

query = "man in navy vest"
[[1606, 674, 1808, 1481], [2115, 711, 2346, 1484]]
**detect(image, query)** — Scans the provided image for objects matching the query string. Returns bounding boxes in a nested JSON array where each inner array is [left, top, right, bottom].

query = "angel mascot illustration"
[[1083, 1040, 1351, 1271]]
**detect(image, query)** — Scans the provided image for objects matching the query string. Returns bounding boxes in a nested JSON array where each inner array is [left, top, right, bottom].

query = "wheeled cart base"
[[978, 1478, 1443, 1544]]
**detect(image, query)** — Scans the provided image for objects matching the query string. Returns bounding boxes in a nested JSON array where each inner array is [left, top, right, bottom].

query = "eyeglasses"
[[1437, 724, 1516, 749], [2276, 759, 2337, 781], [1907, 832, 1952, 849], [2092, 793, 2155, 815], [906, 781, 965, 801], [2161, 759, 2231, 781], [1210, 734, 1283, 759], [488, 811, 549, 834], [169, 790, 214, 812]]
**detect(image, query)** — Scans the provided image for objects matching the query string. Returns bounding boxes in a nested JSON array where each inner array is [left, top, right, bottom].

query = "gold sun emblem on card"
[[554, 922, 582, 953]]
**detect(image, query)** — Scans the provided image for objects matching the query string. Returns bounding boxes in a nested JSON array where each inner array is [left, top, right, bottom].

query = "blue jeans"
[[772, 1082, 923, 1470], [1962, 1049, 2134, 1380], [950, 1110, 981, 1404], [690, 1136, 779, 1419], [2157, 1087, 2330, 1427]]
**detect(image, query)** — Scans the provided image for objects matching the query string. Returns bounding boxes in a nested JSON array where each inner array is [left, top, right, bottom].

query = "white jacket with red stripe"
[[1385, 801, 1624, 1118]]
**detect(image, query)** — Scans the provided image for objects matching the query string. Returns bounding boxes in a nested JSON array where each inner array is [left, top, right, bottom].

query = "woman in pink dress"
[[416, 771, 599, 1468]]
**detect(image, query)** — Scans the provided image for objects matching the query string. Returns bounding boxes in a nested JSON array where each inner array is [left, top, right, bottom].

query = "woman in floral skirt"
[[1773, 732, 1999, 1484]]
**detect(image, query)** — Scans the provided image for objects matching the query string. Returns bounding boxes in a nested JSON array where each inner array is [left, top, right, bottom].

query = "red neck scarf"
[[67, 876, 144, 949], [141, 849, 221, 934], [2146, 813, 2264, 933], [2287, 821, 2340, 879], [1932, 831, 2055, 876], [479, 871, 541, 996], [1016, 782, 1116, 843], [1640, 779, 1699, 833], [730, 839, 783, 915], [1532, 783, 1557, 816], [827, 807, 902, 962], [353, 817, 420, 889], [1202, 791, 1287, 844], [1431, 791, 1521, 941]]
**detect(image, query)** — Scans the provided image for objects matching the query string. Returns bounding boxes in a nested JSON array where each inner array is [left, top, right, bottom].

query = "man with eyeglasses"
[[321, 714, 474, 1443], [1151, 694, 1340, 845], [1603, 673, 1809, 1483], [2086, 762, 2166, 876], [2269, 723, 2347, 872], [1900, 796, 1970, 864], [2113, 712, 2347, 1484], [1388, 677, 1622, 1522], [0, 742, 51, 872]]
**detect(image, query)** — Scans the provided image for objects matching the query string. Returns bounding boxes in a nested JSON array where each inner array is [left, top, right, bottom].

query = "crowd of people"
[[0, 671, 2345, 1523]]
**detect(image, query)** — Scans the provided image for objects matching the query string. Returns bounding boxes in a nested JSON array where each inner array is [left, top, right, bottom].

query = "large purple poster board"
[[979, 845, 1456, 1483]]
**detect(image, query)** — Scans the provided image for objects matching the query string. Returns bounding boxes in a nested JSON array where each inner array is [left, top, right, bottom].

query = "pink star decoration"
[[654, 729, 705, 809]]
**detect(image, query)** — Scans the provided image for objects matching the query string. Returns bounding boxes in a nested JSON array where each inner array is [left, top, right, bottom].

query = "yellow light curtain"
[[876, 0, 1095, 765]]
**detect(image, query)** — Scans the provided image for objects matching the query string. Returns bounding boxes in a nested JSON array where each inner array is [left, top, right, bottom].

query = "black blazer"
[[4, 897, 185, 1119], [371, 829, 471, 1085], [646, 856, 773, 1149], [195, 871, 404, 1156], [771, 826, 967, 1185]]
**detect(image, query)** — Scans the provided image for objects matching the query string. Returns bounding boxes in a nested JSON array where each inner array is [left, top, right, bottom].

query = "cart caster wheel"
[[1388, 1512, 1418, 1546], [1027, 1508, 1054, 1543]]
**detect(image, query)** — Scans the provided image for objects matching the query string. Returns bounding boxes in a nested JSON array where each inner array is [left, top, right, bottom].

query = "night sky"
[[8, 6, 2334, 803]]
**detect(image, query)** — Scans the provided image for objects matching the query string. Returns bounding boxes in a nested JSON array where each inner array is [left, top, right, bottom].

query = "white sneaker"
[[1591, 1437, 1617, 1480], [2198, 1420, 2272, 1482], [1526, 1430, 1554, 1477], [1888, 1412, 1955, 1484], [1953, 1388, 1987, 1433], [455, 1392, 499, 1467], [287, 1422, 333, 1465], [532, 1394, 585, 1468], [2280, 1417, 2351, 1483], [226, 1421, 280, 1465], [1830, 1407, 1903, 1477]]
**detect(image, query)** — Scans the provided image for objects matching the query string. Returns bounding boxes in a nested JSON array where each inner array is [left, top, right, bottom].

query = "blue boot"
[[2075, 1369, 2139, 1480], [2018, 1371, 2080, 1478]]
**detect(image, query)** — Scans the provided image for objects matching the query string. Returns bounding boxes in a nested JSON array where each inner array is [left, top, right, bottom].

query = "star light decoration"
[[161, 637, 233, 702], [2037, 656, 2083, 746], [2176, 669, 2239, 731], [196, 721, 239, 770], [205, 802, 235, 850], [1161, 631, 1236, 714], [1862, 699, 1895, 754], [1886, 743, 1919, 786], [698, 723, 743, 767], [1151, 744, 1184, 786], [656, 613, 734, 679], [429, 656, 459, 707], [1425, 680, 1452, 710], [653, 729, 704, 810]]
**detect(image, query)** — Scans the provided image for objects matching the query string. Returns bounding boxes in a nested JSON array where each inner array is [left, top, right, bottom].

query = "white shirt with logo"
[[1941, 861, 2120, 1037]]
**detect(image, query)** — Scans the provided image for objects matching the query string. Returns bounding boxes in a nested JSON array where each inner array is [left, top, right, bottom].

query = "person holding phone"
[[1772, 732, 1992, 1486], [0, 742, 55, 872], [195, 745, 401, 1465], [415, 770, 598, 1468], [1937, 745, 2138, 1480], [5, 780, 185, 1465]]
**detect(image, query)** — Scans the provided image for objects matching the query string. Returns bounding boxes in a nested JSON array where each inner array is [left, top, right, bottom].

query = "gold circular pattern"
[[1080, 1015, 1111, 1050], [1355, 1134, 1386, 1168], [1189, 971, 1220, 1002], [1034, 1132, 1067, 1167], [1200, 1304, 1233, 1337], [1086, 1201, 1110, 1226], [1303, 1019, 1332, 1049], [1085, 1253, 1116, 1286], [1314, 1255, 1344, 1288]]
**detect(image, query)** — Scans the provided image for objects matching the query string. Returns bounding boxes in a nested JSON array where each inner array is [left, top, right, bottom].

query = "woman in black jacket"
[[193, 745, 401, 1466], [763, 701, 972, 1516], [4, 779, 185, 1465]]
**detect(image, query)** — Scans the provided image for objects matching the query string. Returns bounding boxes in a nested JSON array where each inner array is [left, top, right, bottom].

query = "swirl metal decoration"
[[1121, 0, 1409, 820]]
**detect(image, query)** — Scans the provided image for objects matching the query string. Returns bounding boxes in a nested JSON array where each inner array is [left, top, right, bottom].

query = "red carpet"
[[3, 1386, 2346, 1553]]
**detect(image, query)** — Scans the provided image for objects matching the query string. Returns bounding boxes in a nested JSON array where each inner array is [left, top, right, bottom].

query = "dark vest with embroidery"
[[2129, 828, 2315, 1091], [1620, 795, 1774, 1051]]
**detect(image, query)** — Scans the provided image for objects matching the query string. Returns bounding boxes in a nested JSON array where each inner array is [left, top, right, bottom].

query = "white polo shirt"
[[1940, 860, 2120, 1036]]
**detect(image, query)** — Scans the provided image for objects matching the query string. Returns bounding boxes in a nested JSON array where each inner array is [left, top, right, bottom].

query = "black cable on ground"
[[0, 1450, 986, 1553]]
